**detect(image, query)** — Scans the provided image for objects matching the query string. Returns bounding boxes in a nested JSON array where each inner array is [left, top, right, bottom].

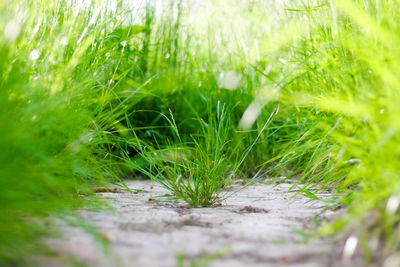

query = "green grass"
[[1, 0, 400, 265], [134, 103, 236, 207]]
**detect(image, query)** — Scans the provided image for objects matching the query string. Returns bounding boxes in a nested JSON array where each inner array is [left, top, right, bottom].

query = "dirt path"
[[44, 180, 362, 267]]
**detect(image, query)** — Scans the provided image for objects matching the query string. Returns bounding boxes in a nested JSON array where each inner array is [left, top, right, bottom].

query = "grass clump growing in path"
[[130, 103, 268, 207]]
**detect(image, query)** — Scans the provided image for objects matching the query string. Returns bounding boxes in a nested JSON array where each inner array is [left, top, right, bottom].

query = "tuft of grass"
[[128, 103, 242, 207]]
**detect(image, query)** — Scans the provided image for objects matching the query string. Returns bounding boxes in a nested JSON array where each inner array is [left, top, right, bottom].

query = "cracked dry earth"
[[44, 180, 362, 267]]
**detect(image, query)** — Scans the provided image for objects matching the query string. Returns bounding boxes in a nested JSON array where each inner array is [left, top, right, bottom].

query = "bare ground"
[[42, 180, 363, 267]]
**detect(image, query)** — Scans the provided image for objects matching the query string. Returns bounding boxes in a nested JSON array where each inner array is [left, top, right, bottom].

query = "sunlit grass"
[[1, 0, 400, 265]]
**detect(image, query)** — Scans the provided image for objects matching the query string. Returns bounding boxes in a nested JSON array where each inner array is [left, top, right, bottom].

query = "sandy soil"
[[43, 180, 363, 267]]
